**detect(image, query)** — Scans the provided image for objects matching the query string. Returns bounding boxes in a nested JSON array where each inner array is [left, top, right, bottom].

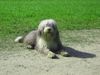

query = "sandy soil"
[[0, 30, 100, 75]]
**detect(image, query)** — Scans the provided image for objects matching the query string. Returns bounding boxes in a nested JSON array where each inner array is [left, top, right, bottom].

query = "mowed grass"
[[0, 0, 100, 38]]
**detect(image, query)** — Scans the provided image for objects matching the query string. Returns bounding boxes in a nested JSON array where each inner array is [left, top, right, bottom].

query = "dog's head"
[[38, 19, 59, 40]]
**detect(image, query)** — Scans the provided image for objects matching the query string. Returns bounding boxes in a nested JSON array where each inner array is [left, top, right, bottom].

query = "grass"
[[0, 0, 100, 38]]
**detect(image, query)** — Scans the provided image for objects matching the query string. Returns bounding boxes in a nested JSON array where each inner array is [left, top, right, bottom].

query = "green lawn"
[[0, 0, 100, 37]]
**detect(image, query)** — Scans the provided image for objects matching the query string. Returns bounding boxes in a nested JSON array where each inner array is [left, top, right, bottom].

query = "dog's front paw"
[[60, 51, 70, 57], [27, 45, 33, 49], [47, 52, 57, 59]]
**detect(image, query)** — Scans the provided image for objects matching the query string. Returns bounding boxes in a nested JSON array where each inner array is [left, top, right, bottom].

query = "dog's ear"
[[37, 25, 44, 36], [56, 29, 60, 37], [37, 29, 42, 36], [53, 25, 59, 36]]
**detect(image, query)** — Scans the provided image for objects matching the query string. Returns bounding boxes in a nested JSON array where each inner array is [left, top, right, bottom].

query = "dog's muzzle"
[[44, 27, 53, 33]]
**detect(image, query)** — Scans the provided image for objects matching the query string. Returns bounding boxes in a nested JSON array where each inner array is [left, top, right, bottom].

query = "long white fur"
[[14, 19, 69, 58], [36, 19, 58, 51]]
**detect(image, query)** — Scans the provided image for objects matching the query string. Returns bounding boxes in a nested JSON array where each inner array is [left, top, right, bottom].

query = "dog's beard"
[[43, 31, 53, 41]]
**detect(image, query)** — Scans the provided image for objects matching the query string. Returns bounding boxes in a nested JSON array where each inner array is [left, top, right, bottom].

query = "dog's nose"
[[48, 28, 51, 32]]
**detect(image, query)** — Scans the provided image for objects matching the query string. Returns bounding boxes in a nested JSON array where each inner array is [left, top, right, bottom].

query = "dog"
[[15, 19, 70, 58]]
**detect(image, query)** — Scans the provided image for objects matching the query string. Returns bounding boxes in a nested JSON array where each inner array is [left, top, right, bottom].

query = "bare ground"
[[0, 30, 100, 75]]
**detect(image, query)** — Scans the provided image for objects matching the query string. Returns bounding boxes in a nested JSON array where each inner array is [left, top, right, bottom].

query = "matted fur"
[[15, 19, 69, 58]]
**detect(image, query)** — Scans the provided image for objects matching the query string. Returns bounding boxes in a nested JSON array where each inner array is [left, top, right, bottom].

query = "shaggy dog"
[[15, 19, 69, 58]]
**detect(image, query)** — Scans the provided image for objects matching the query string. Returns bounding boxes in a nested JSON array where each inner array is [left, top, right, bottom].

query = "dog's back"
[[15, 30, 37, 48], [24, 30, 37, 45]]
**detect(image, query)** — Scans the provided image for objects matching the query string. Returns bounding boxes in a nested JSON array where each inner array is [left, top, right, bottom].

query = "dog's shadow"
[[63, 46, 96, 58]]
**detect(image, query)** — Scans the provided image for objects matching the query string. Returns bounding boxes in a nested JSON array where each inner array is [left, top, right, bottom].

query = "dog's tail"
[[14, 36, 24, 43]]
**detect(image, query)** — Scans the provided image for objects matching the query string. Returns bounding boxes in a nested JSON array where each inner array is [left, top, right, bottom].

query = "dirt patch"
[[0, 30, 100, 75]]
